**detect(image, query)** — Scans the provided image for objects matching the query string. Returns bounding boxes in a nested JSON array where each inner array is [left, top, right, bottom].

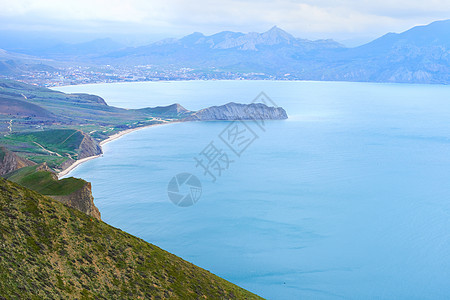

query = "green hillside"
[[21, 129, 85, 151], [0, 177, 261, 299], [7, 129, 91, 157], [4, 129, 84, 156]]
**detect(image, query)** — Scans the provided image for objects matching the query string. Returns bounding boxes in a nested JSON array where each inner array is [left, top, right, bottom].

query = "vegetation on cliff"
[[4, 164, 85, 196], [3, 164, 101, 219], [0, 178, 261, 299]]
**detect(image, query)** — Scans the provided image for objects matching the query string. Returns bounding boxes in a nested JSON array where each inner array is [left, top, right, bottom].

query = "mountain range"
[[0, 19, 449, 84], [100, 26, 344, 73]]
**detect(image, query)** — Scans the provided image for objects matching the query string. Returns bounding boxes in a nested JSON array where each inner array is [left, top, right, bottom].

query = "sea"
[[57, 80, 450, 299]]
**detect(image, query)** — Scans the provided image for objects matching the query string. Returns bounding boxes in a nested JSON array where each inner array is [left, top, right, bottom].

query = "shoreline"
[[99, 121, 173, 146], [58, 121, 176, 178]]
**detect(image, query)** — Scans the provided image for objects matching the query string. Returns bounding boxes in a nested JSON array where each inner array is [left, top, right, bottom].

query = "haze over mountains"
[[0, 19, 449, 84]]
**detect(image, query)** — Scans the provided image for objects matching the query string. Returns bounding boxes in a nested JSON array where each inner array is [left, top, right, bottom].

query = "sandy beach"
[[58, 154, 102, 178], [58, 121, 176, 178], [99, 121, 172, 146]]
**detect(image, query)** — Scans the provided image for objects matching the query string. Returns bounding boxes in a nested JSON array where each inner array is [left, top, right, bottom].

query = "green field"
[[7, 129, 84, 156], [0, 129, 89, 169]]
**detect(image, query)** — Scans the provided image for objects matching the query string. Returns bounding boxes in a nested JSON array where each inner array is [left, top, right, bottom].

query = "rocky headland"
[[185, 102, 288, 121]]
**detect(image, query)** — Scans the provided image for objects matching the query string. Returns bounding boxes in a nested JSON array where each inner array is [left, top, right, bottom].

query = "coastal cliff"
[[51, 182, 101, 220], [186, 102, 288, 121], [3, 163, 101, 220], [0, 146, 35, 175], [77, 131, 102, 160]]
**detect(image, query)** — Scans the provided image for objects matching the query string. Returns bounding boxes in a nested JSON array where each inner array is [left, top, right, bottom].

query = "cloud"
[[0, 0, 148, 22], [0, 0, 449, 41]]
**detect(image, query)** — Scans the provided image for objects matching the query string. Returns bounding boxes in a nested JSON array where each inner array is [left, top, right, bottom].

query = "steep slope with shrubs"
[[0, 178, 261, 299]]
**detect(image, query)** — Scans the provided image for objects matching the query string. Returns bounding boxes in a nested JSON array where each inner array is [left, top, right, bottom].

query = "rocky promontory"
[[51, 182, 101, 220], [185, 102, 288, 121], [3, 163, 101, 220], [77, 131, 102, 160]]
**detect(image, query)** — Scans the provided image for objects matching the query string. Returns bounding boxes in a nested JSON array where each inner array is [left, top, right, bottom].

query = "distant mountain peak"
[[209, 26, 297, 50], [170, 103, 189, 113], [266, 25, 287, 35], [260, 26, 295, 44], [180, 32, 205, 43]]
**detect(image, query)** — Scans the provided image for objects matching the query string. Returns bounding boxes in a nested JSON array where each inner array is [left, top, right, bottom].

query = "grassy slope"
[[0, 178, 261, 299], [4, 165, 86, 196], [25, 129, 85, 150]]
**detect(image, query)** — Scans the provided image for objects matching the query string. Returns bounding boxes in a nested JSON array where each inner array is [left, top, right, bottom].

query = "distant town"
[[0, 64, 286, 87]]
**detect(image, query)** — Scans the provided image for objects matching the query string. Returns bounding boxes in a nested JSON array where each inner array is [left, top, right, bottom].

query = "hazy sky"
[[1, 0, 449, 45]]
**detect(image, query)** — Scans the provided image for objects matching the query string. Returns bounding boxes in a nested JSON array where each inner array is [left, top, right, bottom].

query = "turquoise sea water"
[[57, 81, 450, 299]]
